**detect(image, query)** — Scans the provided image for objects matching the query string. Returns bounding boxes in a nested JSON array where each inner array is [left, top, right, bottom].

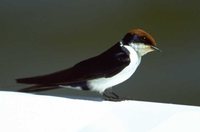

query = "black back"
[[16, 42, 131, 86]]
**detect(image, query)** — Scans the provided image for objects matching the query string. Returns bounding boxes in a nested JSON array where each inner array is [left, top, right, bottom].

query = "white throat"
[[129, 42, 154, 56], [88, 44, 141, 93]]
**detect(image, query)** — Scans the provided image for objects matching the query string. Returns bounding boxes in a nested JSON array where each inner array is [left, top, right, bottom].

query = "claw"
[[102, 89, 132, 101]]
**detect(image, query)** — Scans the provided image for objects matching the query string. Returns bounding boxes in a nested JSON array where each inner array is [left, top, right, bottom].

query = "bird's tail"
[[18, 85, 61, 92]]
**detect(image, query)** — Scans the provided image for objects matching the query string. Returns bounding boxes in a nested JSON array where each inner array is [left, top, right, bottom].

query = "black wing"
[[16, 43, 130, 85]]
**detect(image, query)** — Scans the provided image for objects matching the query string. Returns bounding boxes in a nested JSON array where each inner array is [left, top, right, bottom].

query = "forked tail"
[[18, 85, 61, 92]]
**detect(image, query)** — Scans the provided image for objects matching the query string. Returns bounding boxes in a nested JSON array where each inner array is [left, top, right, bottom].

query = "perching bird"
[[17, 28, 160, 101]]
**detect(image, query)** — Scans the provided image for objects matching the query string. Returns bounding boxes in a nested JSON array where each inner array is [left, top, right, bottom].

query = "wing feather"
[[16, 43, 130, 85]]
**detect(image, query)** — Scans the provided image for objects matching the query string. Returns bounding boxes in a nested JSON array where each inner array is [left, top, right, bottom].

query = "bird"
[[16, 28, 160, 101]]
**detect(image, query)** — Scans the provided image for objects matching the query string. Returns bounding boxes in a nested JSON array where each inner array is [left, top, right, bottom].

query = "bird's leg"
[[103, 88, 130, 101]]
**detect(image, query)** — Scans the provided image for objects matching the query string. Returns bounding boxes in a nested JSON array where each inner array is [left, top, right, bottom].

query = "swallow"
[[17, 28, 160, 101]]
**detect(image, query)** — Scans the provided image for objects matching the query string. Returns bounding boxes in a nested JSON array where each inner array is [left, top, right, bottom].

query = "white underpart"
[[88, 44, 141, 93], [59, 85, 82, 90]]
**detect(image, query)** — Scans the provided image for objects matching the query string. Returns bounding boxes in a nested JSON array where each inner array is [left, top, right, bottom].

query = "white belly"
[[88, 46, 141, 93]]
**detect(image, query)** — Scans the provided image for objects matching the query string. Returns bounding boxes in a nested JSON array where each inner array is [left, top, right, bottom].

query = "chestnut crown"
[[122, 28, 156, 46]]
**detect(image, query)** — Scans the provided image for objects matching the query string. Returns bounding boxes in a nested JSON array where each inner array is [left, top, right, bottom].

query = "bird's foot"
[[102, 89, 132, 101]]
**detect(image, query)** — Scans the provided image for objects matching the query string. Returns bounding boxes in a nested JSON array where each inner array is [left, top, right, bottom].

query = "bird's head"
[[122, 28, 160, 56]]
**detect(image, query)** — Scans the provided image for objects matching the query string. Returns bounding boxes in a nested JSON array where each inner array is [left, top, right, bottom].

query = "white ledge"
[[0, 91, 200, 132]]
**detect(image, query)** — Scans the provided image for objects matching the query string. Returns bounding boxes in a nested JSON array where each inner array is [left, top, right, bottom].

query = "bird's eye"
[[142, 36, 146, 40]]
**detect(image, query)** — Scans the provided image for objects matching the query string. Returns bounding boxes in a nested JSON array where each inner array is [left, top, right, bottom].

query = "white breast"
[[88, 45, 141, 93]]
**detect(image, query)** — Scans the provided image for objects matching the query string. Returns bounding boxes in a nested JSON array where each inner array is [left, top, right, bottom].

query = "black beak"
[[151, 46, 161, 52]]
